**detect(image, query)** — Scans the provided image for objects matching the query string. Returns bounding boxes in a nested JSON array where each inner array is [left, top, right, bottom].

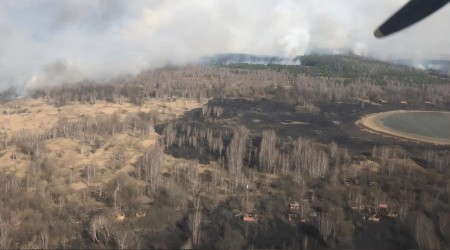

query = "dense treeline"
[[228, 54, 449, 84], [27, 55, 450, 107]]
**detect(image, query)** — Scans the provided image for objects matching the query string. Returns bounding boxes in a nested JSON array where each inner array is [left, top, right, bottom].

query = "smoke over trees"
[[21, 57, 450, 112]]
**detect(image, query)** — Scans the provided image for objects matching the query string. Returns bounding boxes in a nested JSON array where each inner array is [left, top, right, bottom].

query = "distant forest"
[[1, 55, 448, 107]]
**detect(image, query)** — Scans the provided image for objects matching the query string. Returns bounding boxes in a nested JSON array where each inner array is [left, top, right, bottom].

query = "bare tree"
[[318, 213, 335, 242], [0, 217, 11, 249], [259, 129, 278, 173], [414, 213, 439, 249], [115, 231, 128, 250], [84, 163, 97, 185], [162, 122, 177, 148], [136, 140, 164, 192], [89, 215, 113, 246], [438, 212, 450, 239], [39, 231, 49, 250], [227, 126, 248, 187], [399, 204, 408, 223], [190, 197, 202, 247], [292, 137, 329, 179], [108, 145, 127, 170]]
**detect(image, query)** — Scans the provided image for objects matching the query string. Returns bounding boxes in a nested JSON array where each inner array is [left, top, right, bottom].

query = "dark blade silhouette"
[[374, 0, 450, 38]]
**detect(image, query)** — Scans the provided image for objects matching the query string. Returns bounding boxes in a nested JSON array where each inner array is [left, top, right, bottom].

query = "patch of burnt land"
[[160, 97, 450, 158]]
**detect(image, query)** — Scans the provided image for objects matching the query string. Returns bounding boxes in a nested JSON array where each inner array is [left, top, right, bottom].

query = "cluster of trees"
[[202, 103, 224, 118], [258, 130, 331, 180], [1, 113, 449, 248], [161, 121, 336, 217], [1, 115, 180, 248], [25, 55, 450, 109], [227, 126, 249, 187], [156, 114, 450, 248], [162, 121, 335, 185], [422, 149, 450, 173], [1, 55, 449, 248], [135, 141, 164, 191]]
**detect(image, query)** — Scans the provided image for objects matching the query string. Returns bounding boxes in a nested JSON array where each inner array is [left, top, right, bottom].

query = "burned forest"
[[1, 55, 450, 249]]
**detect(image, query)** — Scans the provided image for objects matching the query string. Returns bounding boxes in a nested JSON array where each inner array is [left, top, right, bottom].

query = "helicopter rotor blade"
[[374, 0, 450, 38]]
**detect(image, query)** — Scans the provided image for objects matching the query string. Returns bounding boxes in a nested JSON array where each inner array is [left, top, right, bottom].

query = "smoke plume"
[[1, 0, 449, 91]]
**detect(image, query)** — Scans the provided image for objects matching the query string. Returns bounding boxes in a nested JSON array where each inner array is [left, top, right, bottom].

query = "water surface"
[[380, 111, 450, 140]]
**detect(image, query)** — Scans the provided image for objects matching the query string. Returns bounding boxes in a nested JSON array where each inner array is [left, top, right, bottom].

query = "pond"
[[359, 111, 450, 145]]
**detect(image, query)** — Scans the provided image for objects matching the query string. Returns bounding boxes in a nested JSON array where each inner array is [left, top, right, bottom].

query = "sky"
[[1, 0, 450, 91]]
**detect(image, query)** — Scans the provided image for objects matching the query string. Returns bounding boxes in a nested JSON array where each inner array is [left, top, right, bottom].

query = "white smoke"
[[1, 0, 449, 91]]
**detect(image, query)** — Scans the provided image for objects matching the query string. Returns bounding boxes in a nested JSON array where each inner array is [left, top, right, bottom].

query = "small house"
[[344, 178, 352, 186], [136, 211, 146, 218], [116, 213, 125, 221], [288, 213, 298, 221], [387, 210, 398, 218], [351, 205, 365, 211], [378, 203, 388, 209], [287, 201, 300, 210], [243, 212, 258, 223], [368, 214, 380, 222]]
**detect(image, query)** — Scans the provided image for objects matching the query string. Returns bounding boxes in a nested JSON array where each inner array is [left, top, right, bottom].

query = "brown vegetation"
[[0, 60, 449, 248]]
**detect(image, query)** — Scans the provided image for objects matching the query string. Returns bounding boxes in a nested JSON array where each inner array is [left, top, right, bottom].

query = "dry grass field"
[[1, 97, 200, 138], [0, 97, 202, 210]]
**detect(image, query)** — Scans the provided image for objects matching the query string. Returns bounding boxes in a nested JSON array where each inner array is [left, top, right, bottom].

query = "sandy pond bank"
[[356, 110, 450, 145]]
